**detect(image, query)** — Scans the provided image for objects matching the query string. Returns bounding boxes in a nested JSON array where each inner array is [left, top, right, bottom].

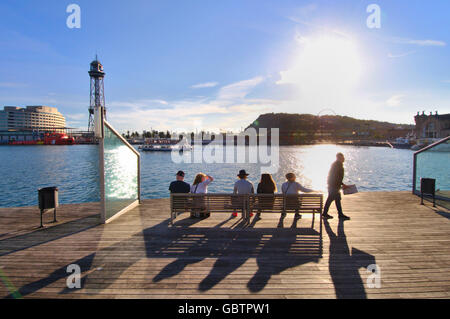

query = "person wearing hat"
[[169, 171, 191, 194], [232, 169, 255, 218], [281, 172, 315, 218], [169, 171, 191, 218]]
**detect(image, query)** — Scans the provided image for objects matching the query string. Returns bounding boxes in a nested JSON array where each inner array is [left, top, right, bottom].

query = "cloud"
[[66, 113, 86, 120], [109, 99, 169, 109], [190, 82, 219, 89], [218, 76, 265, 100], [386, 95, 404, 107], [105, 76, 272, 132], [389, 37, 446, 47], [388, 51, 416, 58]]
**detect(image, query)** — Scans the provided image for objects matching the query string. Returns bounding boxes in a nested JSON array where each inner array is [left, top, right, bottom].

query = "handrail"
[[104, 120, 140, 157], [414, 136, 450, 155]]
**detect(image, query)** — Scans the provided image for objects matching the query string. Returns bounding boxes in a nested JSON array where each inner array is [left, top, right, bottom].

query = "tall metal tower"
[[88, 56, 106, 133]]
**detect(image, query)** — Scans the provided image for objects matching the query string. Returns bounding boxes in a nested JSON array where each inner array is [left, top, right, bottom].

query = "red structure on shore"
[[9, 132, 75, 145]]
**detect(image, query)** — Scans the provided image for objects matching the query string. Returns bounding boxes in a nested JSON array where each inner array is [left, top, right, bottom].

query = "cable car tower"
[[88, 56, 106, 133]]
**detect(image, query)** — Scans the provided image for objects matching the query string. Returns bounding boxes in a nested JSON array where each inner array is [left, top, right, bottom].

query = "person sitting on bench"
[[190, 173, 214, 218], [256, 173, 277, 219], [169, 170, 191, 218], [281, 173, 314, 218], [232, 169, 254, 218], [169, 170, 190, 194]]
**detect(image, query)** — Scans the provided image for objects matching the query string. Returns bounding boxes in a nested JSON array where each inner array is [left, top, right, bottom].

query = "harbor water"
[[0, 144, 415, 208]]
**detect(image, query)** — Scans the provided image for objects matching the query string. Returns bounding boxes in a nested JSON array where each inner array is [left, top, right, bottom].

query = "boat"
[[386, 137, 413, 150], [138, 139, 192, 152], [9, 132, 75, 145], [43, 132, 75, 145]]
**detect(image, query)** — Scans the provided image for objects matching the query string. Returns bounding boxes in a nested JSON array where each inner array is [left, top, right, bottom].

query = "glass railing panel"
[[103, 121, 140, 221], [414, 138, 450, 200]]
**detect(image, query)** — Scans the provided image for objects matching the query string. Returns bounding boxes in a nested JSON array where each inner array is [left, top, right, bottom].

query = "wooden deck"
[[0, 191, 449, 299]]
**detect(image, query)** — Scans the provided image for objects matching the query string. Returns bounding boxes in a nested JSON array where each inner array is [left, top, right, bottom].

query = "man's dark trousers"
[[323, 187, 344, 216]]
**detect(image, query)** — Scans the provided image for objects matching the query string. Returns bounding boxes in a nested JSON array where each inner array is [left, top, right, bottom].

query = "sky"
[[0, 0, 449, 133]]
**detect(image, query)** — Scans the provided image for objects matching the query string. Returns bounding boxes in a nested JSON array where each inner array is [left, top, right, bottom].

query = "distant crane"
[[87, 56, 106, 133]]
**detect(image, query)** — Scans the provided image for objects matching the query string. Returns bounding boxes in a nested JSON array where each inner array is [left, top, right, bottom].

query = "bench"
[[248, 193, 323, 227], [170, 193, 248, 226], [170, 193, 323, 227]]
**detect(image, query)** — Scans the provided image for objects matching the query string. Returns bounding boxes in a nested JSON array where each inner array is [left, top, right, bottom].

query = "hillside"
[[246, 113, 414, 144]]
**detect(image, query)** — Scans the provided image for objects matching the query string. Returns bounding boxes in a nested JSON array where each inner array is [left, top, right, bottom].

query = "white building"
[[0, 106, 66, 132]]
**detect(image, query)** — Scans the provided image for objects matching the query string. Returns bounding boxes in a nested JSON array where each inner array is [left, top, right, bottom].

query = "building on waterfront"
[[414, 111, 450, 140], [0, 106, 66, 143]]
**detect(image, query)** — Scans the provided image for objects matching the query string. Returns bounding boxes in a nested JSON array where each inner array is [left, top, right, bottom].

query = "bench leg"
[[39, 209, 44, 228], [246, 209, 251, 225], [52, 208, 57, 223], [319, 211, 323, 258]]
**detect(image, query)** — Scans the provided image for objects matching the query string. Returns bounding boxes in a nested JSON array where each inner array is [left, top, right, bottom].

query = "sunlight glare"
[[278, 35, 362, 98]]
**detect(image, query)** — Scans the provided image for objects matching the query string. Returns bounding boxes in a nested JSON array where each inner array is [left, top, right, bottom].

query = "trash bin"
[[420, 178, 436, 207], [38, 187, 59, 227]]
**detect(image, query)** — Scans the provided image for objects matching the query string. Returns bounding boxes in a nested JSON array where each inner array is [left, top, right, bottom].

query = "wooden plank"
[[0, 192, 449, 299]]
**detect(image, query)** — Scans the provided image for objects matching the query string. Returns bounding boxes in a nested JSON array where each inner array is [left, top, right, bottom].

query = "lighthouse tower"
[[88, 56, 106, 133]]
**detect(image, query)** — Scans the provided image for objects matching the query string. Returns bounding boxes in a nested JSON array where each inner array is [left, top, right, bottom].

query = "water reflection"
[[103, 125, 139, 219], [0, 144, 415, 207], [104, 145, 138, 200]]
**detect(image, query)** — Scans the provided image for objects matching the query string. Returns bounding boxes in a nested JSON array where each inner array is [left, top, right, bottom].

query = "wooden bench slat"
[[170, 193, 323, 226]]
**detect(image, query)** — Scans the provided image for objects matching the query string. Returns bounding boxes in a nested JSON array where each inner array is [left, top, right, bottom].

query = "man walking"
[[323, 153, 351, 220]]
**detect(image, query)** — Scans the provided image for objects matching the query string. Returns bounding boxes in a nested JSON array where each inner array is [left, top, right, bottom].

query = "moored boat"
[[138, 140, 192, 152]]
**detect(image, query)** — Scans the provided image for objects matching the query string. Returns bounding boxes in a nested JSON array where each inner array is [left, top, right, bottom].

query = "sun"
[[278, 35, 362, 97]]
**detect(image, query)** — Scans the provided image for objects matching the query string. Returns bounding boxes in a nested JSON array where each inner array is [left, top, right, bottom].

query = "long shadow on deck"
[[324, 219, 376, 299], [5, 215, 377, 298], [149, 215, 322, 292], [4, 215, 322, 298], [0, 215, 100, 257]]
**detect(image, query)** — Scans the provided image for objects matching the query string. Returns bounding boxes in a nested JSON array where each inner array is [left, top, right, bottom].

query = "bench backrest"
[[171, 193, 323, 213], [171, 193, 248, 212], [248, 194, 323, 212]]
